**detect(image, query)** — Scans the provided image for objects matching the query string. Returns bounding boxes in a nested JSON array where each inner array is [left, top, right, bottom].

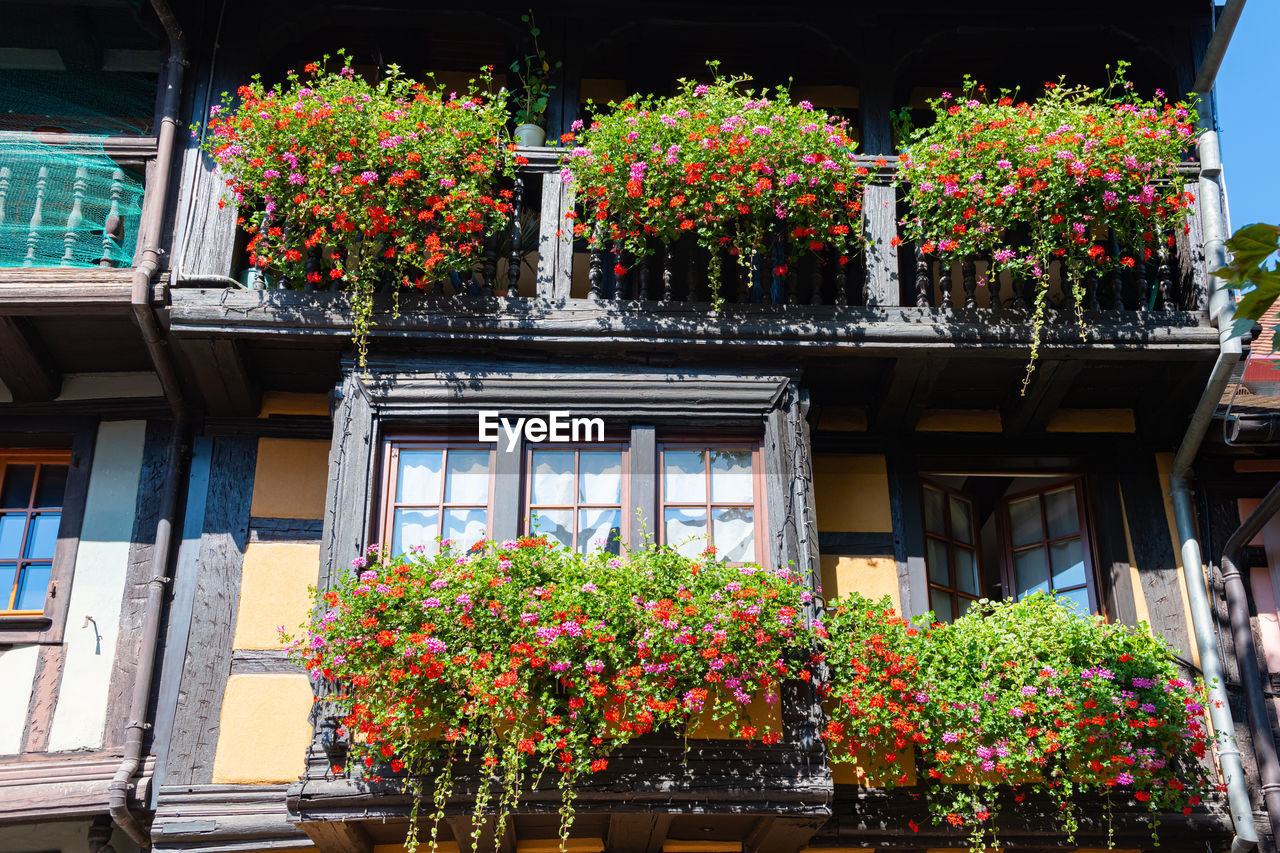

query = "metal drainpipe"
[[1223, 481, 1280, 840], [110, 0, 190, 847]]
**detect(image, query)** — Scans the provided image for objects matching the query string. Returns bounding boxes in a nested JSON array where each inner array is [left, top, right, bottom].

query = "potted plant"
[[201, 53, 514, 363], [562, 67, 870, 305], [896, 64, 1197, 386], [509, 10, 560, 147]]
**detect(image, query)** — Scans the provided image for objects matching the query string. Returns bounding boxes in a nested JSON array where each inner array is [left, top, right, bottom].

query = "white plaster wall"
[[0, 819, 140, 853], [0, 644, 39, 755], [57, 372, 162, 401], [47, 420, 146, 753]]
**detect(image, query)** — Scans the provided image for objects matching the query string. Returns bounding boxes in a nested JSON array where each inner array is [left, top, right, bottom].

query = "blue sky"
[[1215, 1, 1280, 229]]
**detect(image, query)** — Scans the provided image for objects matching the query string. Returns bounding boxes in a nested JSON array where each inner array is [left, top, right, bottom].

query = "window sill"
[[0, 614, 56, 646]]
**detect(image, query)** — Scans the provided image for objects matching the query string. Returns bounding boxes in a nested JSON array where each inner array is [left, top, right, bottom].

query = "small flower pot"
[[514, 123, 547, 147]]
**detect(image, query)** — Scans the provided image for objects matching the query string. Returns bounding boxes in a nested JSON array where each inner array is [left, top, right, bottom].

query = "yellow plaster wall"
[[829, 746, 916, 786], [258, 391, 330, 418], [914, 410, 1002, 433], [1045, 408, 1136, 433], [233, 542, 321, 650], [250, 438, 329, 520], [687, 691, 783, 740], [813, 455, 892, 533], [820, 556, 900, 610], [210, 674, 314, 784]]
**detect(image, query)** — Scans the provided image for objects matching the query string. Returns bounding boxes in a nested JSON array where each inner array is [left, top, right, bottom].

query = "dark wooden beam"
[[447, 815, 516, 853], [0, 316, 61, 401], [0, 271, 136, 315], [173, 336, 261, 417], [606, 813, 674, 853], [743, 816, 826, 853], [297, 820, 372, 853], [1001, 359, 1085, 435], [872, 356, 944, 433]]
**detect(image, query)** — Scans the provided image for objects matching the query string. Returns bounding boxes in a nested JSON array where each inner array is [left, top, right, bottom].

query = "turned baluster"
[[662, 245, 674, 302], [939, 259, 953, 310], [507, 175, 524, 297], [1158, 237, 1175, 311], [914, 246, 931, 307], [615, 247, 629, 300], [637, 255, 650, 301], [1011, 273, 1029, 310], [588, 247, 603, 299], [1134, 249, 1150, 311], [736, 256, 750, 303], [686, 245, 699, 302], [810, 256, 824, 306], [835, 256, 848, 307], [1083, 264, 1099, 310], [60, 166, 88, 266], [23, 165, 47, 266], [481, 234, 498, 298], [101, 169, 124, 268], [962, 257, 977, 309], [0, 166, 9, 232]]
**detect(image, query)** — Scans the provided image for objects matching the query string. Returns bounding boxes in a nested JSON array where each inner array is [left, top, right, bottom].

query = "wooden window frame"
[[378, 437, 497, 556], [658, 440, 767, 566], [0, 450, 69, 615], [997, 476, 1101, 613], [0, 425, 95, 644], [522, 442, 630, 554], [919, 480, 983, 621]]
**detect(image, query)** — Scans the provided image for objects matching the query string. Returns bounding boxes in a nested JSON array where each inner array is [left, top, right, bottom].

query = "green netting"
[[0, 134, 145, 268]]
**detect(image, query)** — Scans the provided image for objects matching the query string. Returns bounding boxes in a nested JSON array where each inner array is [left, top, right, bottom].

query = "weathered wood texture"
[[628, 425, 656, 550], [1002, 359, 1085, 435], [20, 644, 66, 753], [606, 813, 674, 853], [887, 452, 928, 619], [230, 649, 302, 676], [862, 182, 900, 307], [0, 316, 61, 401], [1118, 453, 1191, 658], [536, 171, 574, 300], [0, 272, 135, 315], [249, 516, 324, 543], [0, 754, 153, 822], [151, 783, 310, 850], [164, 436, 256, 785], [105, 420, 172, 750], [320, 374, 375, 592], [173, 336, 261, 417], [1086, 466, 1140, 628]]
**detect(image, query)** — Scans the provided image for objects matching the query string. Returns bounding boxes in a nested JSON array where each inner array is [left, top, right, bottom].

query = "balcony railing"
[[0, 131, 152, 270]]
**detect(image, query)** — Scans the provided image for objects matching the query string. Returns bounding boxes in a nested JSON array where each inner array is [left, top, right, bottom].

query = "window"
[[999, 480, 1095, 613], [525, 446, 627, 555], [660, 444, 763, 563], [922, 483, 981, 621], [380, 440, 494, 556], [919, 474, 1099, 621], [1, 452, 69, 615]]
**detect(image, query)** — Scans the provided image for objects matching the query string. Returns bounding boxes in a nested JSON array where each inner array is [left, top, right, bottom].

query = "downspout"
[[1168, 3, 1256, 850], [110, 0, 190, 847], [1223, 482, 1280, 840]]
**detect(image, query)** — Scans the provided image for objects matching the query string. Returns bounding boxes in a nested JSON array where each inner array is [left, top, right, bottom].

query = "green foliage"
[[563, 69, 869, 304], [1216, 222, 1280, 344], [200, 53, 513, 363], [897, 64, 1198, 388], [509, 10, 561, 128]]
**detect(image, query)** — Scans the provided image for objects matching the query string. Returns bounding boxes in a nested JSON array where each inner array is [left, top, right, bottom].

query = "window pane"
[[579, 451, 623, 505], [532, 509, 573, 550], [34, 466, 68, 508], [1008, 496, 1043, 547], [1056, 586, 1090, 613], [1014, 547, 1050, 597], [954, 545, 979, 595], [531, 451, 575, 505], [930, 588, 954, 622], [443, 508, 487, 552], [392, 508, 438, 557], [710, 450, 753, 503], [0, 514, 24, 559], [664, 507, 708, 558], [664, 450, 706, 503], [926, 537, 950, 585], [1044, 487, 1080, 539], [444, 450, 490, 505], [0, 562, 14, 609], [713, 507, 754, 562], [578, 507, 621, 555], [1, 465, 35, 509], [1049, 538, 1086, 589], [923, 486, 946, 535], [15, 562, 50, 611], [397, 450, 442, 504], [957, 596, 975, 618], [950, 496, 974, 544], [24, 513, 59, 559]]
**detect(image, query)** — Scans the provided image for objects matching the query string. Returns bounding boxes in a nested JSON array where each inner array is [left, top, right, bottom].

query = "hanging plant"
[[201, 52, 514, 363], [285, 540, 815, 851], [822, 593, 1216, 851], [896, 63, 1198, 387], [562, 66, 870, 304]]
